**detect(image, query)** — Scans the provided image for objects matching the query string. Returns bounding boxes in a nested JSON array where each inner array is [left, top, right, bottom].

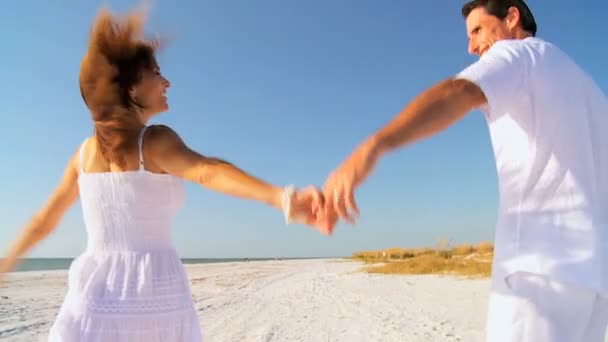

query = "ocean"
[[11, 257, 313, 272]]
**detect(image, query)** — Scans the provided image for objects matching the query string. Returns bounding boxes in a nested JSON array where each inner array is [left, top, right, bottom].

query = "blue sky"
[[1, 1, 606, 258]]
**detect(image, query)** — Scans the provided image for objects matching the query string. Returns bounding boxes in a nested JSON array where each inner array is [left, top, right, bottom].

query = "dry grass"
[[451, 244, 474, 256], [475, 241, 494, 253], [351, 240, 494, 278]]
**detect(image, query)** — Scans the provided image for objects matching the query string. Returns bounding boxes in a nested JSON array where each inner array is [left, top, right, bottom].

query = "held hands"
[[285, 138, 381, 236], [283, 186, 338, 236]]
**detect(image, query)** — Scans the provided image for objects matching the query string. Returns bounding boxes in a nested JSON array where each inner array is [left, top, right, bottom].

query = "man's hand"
[[323, 138, 381, 223], [290, 186, 338, 235]]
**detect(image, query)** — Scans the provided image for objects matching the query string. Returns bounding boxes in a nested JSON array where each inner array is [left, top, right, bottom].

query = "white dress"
[[48, 126, 203, 341]]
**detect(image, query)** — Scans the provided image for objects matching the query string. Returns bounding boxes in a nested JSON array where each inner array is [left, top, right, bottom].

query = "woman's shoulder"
[[78, 135, 94, 156], [145, 124, 183, 144], [143, 124, 188, 155]]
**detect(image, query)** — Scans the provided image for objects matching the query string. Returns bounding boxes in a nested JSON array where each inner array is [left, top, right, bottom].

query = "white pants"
[[486, 272, 608, 342]]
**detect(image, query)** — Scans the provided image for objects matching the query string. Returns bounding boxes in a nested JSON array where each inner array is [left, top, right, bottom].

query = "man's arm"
[[323, 78, 487, 222], [372, 78, 487, 155], [323, 41, 530, 223]]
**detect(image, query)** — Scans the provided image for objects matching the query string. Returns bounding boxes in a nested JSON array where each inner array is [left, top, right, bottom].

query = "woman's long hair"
[[79, 7, 159, 165]]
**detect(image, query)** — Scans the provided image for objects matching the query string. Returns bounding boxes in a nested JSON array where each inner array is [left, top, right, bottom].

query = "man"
[[322, 1, 608, 341]]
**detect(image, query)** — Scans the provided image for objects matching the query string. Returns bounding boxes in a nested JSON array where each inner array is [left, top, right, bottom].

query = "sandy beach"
[[1, 258, 491, 341]]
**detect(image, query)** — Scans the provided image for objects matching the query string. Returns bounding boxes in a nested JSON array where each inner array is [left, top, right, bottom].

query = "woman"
[[0, 7, 335, 341]]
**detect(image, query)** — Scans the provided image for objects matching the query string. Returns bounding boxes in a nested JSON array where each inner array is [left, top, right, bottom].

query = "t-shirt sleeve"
[[456, 41, 532, 117]]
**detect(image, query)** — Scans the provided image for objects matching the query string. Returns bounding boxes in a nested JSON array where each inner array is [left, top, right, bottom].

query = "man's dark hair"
[[462, 0, 537, 36]]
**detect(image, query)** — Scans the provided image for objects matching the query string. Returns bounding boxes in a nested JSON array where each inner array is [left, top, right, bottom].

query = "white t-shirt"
[[456, 37, 608, 295]]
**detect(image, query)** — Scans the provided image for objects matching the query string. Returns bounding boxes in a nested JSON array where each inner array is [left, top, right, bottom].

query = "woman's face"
[[130, 64, 171, 119]]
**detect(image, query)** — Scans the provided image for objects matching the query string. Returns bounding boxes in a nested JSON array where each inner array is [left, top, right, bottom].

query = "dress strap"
[[137, 126, 148, 171], [79, 138, 88, 174]]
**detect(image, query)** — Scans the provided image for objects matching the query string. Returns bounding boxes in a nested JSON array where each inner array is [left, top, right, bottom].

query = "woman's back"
[[48, 126, 202, 342], [78, 126, 185, 252]]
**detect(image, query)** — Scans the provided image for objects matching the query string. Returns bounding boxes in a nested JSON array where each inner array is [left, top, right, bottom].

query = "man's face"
[[465, 6, 517, 57]]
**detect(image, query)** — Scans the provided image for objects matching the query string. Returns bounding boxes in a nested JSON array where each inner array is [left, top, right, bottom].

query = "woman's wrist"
[[277, 185, 296, 223]]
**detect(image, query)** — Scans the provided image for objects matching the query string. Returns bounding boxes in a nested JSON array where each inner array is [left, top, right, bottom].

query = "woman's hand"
[[288, 186, 338, 236]]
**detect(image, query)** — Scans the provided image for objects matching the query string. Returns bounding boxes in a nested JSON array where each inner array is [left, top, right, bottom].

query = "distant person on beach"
[[0, 6, 334, 341], [321, 0, 608, 341]]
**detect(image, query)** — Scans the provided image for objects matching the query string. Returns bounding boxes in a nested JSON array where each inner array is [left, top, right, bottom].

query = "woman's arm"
[[1, 150, 80, 274], [146, 125, 335, 232]]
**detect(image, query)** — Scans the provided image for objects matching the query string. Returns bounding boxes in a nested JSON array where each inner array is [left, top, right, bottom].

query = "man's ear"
[[506, 6, 521, 32]]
